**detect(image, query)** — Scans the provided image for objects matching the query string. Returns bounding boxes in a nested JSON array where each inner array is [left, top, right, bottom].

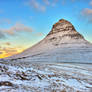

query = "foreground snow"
[[0, 61, 92, 92]]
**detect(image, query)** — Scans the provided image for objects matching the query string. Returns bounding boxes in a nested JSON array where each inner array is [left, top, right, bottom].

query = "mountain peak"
[[48, 19, 75, 35], [59, 19, 71, 23], [47, 19, 84, 40]]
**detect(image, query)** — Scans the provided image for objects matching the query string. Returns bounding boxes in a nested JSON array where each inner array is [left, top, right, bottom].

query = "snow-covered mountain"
[[8, 19, 92, 63]]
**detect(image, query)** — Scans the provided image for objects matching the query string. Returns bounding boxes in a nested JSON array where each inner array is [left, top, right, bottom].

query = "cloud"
[[43, 0, 58, 6], [0, 22, 33, 41], [81, 8, 92, 23], [0, 47, 19, 57], [0, 52, 3, 54], [52, 0, 58, 6], [0, 22, 33, 35], [0, 19, 11, 39], [7, 22, 33, 35], [1, 47, 18, 53], [3, 47, 18, 53], [25, 0, 59, 12], [43, 0, 50, 5], [82, 8, 92, 16], [26, 0, 46, 12], [4, 42, 11, 46], [0, 45, 24, 58], [90, 0, 92, 6]]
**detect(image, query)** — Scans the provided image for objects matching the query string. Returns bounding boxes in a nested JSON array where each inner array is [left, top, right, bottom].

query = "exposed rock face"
[[44, 19, 87, 46], [47, 19, 84, 39], [6, 19, 92, 63]]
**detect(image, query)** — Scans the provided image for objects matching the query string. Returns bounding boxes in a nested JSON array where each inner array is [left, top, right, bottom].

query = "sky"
[[0, 0, 92, 58]]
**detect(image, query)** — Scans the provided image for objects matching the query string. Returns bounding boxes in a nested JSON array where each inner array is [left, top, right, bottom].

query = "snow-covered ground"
[[0, 60, 92, 92]]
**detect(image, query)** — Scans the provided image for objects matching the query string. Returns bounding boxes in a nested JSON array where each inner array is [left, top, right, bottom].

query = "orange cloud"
[[0, 47, 24, 58], [0, 22, 33, 36], [6, 22, 33, 35], [81, 8, 92, 23], [82, 8, 92, 16]]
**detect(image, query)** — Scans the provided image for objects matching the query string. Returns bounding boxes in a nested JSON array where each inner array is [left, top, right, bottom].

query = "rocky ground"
[[0, 60, 92, 92]]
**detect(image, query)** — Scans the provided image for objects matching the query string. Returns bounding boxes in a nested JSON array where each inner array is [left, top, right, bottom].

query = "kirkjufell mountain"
[[8, 19, 92, 63]]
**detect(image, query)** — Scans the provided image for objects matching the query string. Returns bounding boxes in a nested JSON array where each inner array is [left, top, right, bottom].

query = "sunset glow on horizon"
[[0, 47, 25, 58]]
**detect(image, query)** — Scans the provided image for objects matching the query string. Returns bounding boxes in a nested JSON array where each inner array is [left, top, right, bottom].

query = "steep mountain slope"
[[8, 19, 92, 63]]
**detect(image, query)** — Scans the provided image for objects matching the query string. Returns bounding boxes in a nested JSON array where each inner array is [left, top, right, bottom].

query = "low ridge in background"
[[7, 19, 92, 63]]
